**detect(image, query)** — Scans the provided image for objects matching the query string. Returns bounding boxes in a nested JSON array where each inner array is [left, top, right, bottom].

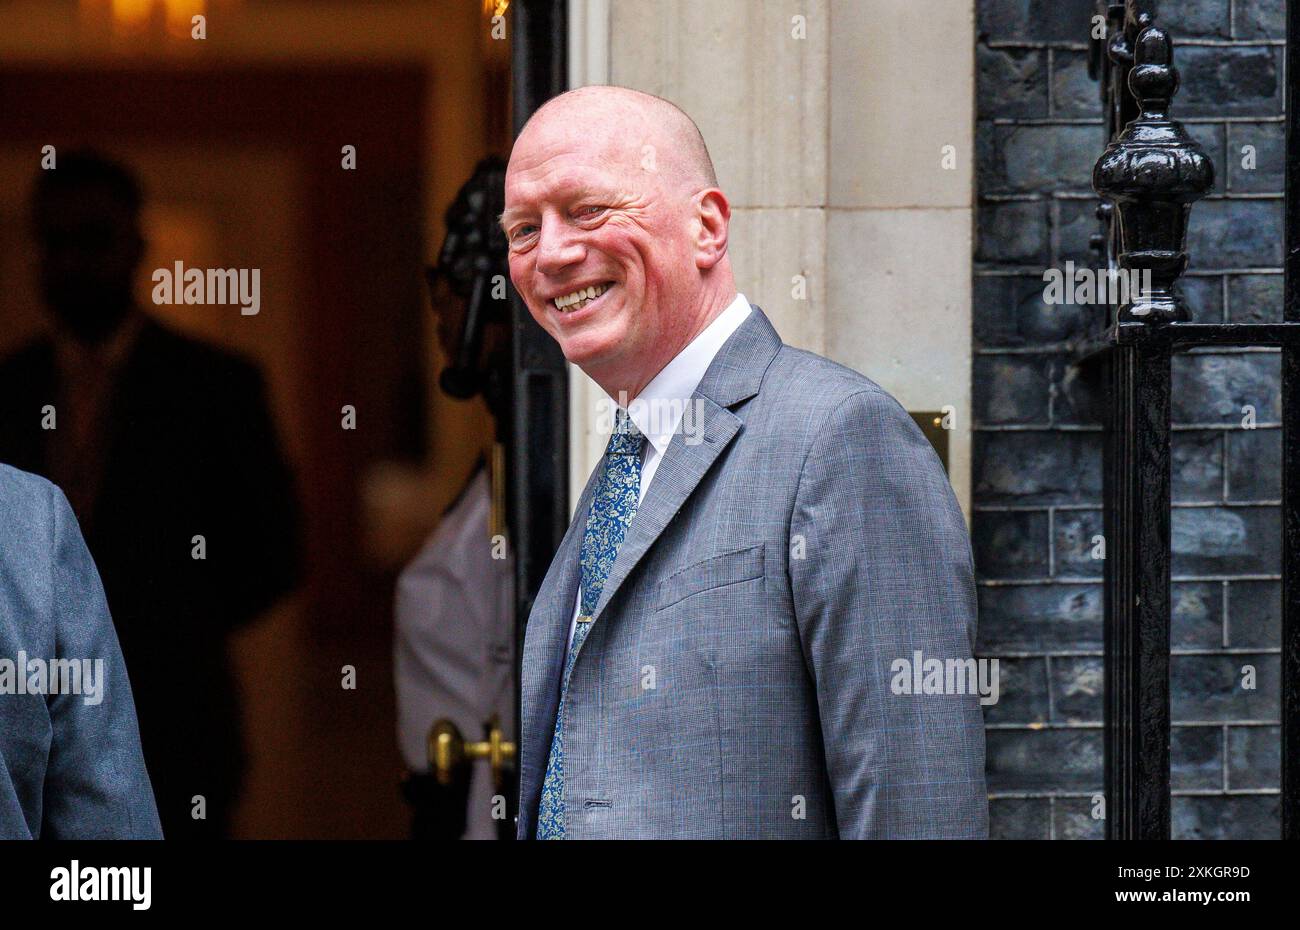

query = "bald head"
[[502, 84, 736, 401], [521, 86, 718, 194]]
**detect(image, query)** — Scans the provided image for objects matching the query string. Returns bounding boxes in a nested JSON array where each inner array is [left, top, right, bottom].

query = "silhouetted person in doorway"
[[0, 150, 301, 838]]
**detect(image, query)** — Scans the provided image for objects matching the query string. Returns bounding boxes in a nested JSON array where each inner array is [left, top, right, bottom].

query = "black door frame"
[[506, 0, 570, 831]]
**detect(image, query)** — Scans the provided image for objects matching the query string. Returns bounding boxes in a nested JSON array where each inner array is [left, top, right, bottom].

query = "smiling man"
[[503, 85, 987, 840]]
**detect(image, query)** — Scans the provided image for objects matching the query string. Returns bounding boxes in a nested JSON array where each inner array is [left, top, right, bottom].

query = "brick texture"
[[974, 0, 1285, 838]]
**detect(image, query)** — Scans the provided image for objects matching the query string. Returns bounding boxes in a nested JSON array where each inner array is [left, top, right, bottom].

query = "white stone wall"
[[568, 0, 974, 518]]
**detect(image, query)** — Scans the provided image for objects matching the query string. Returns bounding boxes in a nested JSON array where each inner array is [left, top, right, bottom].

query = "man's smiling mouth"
[[552, 281, 614, 313]]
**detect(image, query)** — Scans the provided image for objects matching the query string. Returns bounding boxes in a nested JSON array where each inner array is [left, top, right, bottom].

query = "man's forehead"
[[504, 162, 625, 206]]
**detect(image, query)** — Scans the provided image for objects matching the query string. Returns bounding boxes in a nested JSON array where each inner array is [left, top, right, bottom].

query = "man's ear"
[[694, 188, 730, 270]]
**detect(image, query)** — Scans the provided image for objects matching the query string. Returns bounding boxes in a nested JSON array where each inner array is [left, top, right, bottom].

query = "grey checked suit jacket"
[[518, 307, 988, 839], [0, 464, 162, 838]]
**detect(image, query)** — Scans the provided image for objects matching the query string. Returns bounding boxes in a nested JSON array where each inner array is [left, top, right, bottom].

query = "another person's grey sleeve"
[[40, 483, 163, 839]]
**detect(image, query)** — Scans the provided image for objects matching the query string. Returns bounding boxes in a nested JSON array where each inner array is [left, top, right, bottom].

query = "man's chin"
[[560, 340, 609, 369], [558, 333, 625, 378]]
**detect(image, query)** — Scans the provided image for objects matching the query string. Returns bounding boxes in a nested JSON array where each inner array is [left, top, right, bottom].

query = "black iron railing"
[[1084, 0, 1300, 839]]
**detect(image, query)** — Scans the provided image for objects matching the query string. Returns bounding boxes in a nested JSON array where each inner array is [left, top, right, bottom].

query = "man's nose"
[[533, 215, 585, 276]]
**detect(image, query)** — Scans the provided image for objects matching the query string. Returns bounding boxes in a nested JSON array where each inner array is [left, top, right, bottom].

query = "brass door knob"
[[428, 715, 517, 791]]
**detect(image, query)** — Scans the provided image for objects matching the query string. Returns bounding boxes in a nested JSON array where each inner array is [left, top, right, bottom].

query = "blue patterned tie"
[[535, 409, 643, 839]]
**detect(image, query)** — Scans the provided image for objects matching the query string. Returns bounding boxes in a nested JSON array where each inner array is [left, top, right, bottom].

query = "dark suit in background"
[[5, 151, 301, 838], [0, 319, 300, 837]]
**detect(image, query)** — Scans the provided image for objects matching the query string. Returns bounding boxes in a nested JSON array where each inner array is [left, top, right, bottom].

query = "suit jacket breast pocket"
[[655, 543, 766, 611]]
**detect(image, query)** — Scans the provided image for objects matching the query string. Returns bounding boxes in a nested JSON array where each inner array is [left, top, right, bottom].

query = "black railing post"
[[1089, 0, 1300, 839], [1105, 342, 1173, 838], [1090, 0, 1213, 839]]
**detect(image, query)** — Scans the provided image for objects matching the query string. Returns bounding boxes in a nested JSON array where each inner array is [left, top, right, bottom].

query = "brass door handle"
[[428, 715, 517, 791]]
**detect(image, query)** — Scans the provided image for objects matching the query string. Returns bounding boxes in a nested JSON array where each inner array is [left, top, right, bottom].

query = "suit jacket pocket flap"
[[656, 544, 765, 610]]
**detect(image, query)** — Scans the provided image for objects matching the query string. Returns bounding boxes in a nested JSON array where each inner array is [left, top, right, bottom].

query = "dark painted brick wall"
[[974, 0, 1286, 839]]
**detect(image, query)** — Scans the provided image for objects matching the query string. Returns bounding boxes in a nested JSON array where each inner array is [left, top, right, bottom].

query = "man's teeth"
[[554, 282, 611, 311]]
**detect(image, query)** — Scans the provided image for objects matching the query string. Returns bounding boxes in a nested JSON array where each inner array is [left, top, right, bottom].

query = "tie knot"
[[607, 409, 643, 456]]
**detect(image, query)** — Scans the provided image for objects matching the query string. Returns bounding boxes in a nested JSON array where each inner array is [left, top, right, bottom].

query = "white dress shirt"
[[565, 292, 752, 652]]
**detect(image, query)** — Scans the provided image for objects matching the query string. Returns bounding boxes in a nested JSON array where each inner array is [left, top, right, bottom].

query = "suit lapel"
[[517, 466, 599, 833], [587, 306, 783, 624], [586, 398, 739, 622]]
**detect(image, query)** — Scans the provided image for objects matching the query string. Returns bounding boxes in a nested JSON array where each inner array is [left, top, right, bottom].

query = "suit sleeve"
[[790, 389, 988, 839], [41, 483, 163, 839]]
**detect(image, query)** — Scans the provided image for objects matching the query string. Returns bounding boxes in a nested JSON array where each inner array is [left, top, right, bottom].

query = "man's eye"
[[511, 225, 537, 241], [577, 205, 606, 217]]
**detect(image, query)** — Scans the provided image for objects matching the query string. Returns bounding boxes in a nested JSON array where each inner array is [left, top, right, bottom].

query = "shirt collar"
[[624, 292, 751, 456]]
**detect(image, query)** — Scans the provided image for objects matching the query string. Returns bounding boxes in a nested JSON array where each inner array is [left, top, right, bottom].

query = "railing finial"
[[1092, 16, 1214, 324], [1129, 23, 1177, 117]]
